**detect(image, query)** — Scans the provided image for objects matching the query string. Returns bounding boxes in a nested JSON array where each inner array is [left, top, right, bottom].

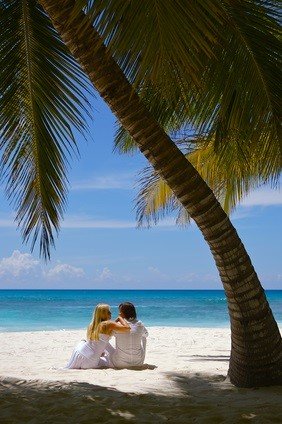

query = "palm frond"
[[75, 0, 227, 94], [104, 0, 282, 162], [136, 166, 176, 227], [114, 125, 139, 155], [187, 138, 275, 213], [0, 0, 92, 259], [197, 0, 281, 153], [136, 135, 278, 227]]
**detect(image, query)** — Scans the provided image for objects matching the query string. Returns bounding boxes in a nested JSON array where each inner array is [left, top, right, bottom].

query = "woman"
[[65, 303, 130, 369], [110, 302, 148, 368]]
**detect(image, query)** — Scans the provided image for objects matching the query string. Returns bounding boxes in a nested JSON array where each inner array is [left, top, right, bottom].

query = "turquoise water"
[[0, 290, 281, 332]]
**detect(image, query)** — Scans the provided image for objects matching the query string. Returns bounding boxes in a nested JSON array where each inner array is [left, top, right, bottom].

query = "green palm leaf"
[[75, 0, 226, 91], [96, 0, 281, 156], [135, 136, 278, 227], [0, 0, 92, 259], [198, 1, 281, 150]]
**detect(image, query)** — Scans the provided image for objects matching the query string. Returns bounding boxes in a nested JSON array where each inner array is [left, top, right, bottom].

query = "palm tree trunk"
[[39, 0, 282, 387]]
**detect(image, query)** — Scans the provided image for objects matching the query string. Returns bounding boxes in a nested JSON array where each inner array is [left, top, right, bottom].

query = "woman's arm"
[[109, 317, 130, 333], [116, 315, 129, 327]]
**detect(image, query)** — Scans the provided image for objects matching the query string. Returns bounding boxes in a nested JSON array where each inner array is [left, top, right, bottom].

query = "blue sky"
[[0, 97, 281, 289]]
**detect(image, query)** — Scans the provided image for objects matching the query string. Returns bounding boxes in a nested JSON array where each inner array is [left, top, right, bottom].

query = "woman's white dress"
[[65, 334, 111, 369]]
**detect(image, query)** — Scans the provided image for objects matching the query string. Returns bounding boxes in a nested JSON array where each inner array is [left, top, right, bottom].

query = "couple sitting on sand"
[[65, 302, 148, 369]]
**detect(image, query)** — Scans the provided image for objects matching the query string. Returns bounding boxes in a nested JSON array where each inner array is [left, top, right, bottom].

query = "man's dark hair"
[[119, 302, 137, 321]]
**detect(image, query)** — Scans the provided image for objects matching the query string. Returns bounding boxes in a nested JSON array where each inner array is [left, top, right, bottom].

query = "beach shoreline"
[[1, 326, 281, 423]]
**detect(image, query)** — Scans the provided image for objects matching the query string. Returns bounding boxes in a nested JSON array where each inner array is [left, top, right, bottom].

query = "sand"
[[0, 327, 281, 423]]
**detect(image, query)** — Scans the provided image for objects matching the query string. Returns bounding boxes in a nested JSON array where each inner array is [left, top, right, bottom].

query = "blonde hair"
[[87, 304, 111, 341]]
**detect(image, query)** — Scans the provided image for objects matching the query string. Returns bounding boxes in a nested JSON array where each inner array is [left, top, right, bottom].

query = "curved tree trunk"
[[39, 0, 282, 387]]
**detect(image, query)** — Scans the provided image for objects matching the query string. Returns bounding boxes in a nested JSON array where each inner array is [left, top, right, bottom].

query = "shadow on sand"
[[100, 363, 158, 371], [185, 355, 230, 362], [0, 373, 281, 423]]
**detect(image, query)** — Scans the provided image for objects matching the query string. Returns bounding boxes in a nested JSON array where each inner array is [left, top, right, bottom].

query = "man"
[[110, 302, 148, 368]]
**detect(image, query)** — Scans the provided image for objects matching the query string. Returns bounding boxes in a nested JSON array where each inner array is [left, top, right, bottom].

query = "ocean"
[[0, 290, 281, 332]]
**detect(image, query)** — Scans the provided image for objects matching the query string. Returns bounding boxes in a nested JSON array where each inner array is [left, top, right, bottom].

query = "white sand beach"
[[0, 327, 281, 423]]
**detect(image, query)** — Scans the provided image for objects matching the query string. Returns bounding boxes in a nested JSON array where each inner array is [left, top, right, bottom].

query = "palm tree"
[[0, 0, 281, 387]]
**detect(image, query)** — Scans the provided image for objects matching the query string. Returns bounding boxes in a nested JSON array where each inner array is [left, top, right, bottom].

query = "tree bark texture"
[[38, 0, 282, 387]]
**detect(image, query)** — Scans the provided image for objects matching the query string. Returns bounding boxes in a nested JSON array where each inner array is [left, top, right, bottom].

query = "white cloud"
[[0, 218, 15, 227], [62, 215, 135, 229], [146, 267, 220, 287], [240, 188, 282, 207], [93, 267, 115, 282], [153, 217, 181, 227], [91, 267, 140, 288], [61, 215, 182, 229], [0, 213, 179, 230], [258, 273, 282, 283], [71, 174, 134, 190], [175, 272, 198, 283], [0, 250, 40, 277], [176, 272, 218, 284], [0, 251, 86, 287], [230, 209, 253, 221], [148, 266, 169, 281], [45, 263, 85, 280], [0, 212, 137, 230]]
